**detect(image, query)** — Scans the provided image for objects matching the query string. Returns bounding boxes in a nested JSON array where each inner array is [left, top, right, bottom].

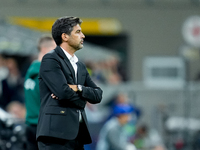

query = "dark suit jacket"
[[36, 46, 103, 144]]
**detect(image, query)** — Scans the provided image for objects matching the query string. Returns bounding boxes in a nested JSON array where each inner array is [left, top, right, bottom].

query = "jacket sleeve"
[[80, 70, 103, 104], [40, 54, 80, 102]]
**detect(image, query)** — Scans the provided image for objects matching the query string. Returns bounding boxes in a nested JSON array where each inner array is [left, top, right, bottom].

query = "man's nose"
[[82, 33, 85, 39]]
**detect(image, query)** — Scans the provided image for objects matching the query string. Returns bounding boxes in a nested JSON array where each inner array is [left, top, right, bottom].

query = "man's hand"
[[51, 93, 59, 99], [68, 84, 78, 92]]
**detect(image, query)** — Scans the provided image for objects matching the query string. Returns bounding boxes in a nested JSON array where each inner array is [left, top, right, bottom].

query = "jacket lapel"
[[76, 62, 82, 84], [55, 46, 76, 83]]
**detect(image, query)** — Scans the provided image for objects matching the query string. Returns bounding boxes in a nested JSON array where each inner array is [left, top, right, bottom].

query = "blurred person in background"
[[24, 36, 56, 150], [89, 55, 123, 85], [0, 54, 9, 81], [84, 102, 110, 150], [0, 57, 24, 109], [90, 61, 107, 84], [130, 124, 166, 150], [36, 16, 103, 150], [96, 104, 136, 150], [6, 100, 26, 121], [0, 101, 27, 150], [107, 92, 141, 121], [0, 55, 9, 107], [105, 55, 122, 85], [114, 92, 129, 104]]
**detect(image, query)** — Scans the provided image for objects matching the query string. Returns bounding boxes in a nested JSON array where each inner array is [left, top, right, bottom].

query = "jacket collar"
[[55, 46, 76, 83], [76, 62, 82, 84], [60, 46, 78, 64]]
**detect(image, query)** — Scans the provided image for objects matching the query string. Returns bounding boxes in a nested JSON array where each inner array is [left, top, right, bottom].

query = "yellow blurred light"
[[8, 17, 122, 35]]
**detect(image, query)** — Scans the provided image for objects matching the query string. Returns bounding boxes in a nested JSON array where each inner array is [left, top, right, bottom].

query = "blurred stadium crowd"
[[0, 39, 168, 150], [1, 14, 200, 150]]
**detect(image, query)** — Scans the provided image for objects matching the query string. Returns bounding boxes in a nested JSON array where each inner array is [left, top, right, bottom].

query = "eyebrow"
[[76, 29, 81, 32]]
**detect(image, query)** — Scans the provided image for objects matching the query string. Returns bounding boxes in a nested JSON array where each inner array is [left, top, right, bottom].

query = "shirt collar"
[[60, 46, 78, 63]]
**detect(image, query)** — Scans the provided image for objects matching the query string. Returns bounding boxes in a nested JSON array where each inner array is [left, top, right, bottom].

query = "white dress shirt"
[[60, 46, 82, 122], [60, 46, 78, 82]]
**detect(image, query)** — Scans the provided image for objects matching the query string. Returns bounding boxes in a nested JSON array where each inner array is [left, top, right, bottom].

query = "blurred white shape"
[[182, 16, 200, 48], [166, 116, 200, 131], [143, 56, 185, 89], [126, 144, 137, 150], [0, 107, 15, 127]]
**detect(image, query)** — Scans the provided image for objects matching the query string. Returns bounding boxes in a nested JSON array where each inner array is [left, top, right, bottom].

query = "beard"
[[75, 43, 83, 50], [68, 39, 83, 51]]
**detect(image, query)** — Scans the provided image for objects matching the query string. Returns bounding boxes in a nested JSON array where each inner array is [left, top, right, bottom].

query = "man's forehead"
[[73, 24, 81, 30]]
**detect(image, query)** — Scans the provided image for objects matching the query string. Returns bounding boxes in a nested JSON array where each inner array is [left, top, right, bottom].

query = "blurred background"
[[0, 0, 200, 150]]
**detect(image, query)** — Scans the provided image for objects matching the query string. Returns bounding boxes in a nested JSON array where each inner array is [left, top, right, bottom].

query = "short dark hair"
[[37, 36, 54, 51], [52, 16, 82, 46]]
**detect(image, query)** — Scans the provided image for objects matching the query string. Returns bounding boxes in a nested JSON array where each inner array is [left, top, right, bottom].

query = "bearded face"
[[67, 24, 85, 51]]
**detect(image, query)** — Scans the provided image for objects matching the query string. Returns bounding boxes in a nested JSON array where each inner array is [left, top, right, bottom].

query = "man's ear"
[[61, 33, 68, 42]]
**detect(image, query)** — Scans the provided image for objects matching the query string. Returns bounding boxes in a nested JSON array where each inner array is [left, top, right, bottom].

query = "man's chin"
[[76, 45, 83, 51], [79, 44, 84, 49]]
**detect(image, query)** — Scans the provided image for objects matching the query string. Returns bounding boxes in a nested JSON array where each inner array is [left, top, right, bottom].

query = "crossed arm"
[[51, 84, 77, 99], [41, 54, 102, 106]]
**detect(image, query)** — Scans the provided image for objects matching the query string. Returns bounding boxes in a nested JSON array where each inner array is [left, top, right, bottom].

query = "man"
[[36, 16, 103, 150], [24, 36, 56, 150], [96, 104, 136, 150]]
